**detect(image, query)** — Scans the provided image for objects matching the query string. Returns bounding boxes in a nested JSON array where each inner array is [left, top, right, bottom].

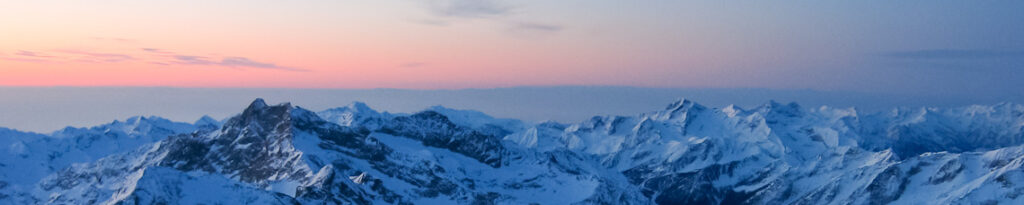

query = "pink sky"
[[0, 1, 833, 89], [2, 0, 1021, 94]]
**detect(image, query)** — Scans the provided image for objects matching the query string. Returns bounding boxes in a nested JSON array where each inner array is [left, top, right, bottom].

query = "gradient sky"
[[1, 1, 1022, 96]]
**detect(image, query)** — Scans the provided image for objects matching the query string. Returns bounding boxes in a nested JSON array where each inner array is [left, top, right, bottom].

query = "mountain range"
[[1, 98, 1023, 204]]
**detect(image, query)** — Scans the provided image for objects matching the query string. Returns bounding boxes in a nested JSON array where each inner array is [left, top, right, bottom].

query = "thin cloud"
[[3, 49, 134, 64], [141, 48, 169, 53], [884, 49, 1024, 59], [221, 57, 296, 70], [426, 0, 511, 19], [3, 48, 308, 72], [172, 55, 307, 72], [141, 48, 184, 55], [174, 55, 215, 65], [140, 48, 183, 59], [56, 50, 136, 63], [418, 0, 564, 36], [509, 22, 563, 33], [15, 50, 56, 58], [2, 50, 59, 63], [0, 57, 56, 63]]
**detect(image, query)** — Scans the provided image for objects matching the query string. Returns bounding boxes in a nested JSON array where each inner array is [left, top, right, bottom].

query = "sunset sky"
[[2, 1, 1022, 95]]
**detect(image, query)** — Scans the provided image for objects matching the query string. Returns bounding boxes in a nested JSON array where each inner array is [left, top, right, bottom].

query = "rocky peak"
[[322, 101, 377, 115], [249, 98, 268, 109], [401, 111, 458, 129], [317, 102, 385, 129], [655, 98, 707, 126], [195, 115, 220, 126], [347, 101, 374, 113], [194, 115, 222, 131], [222, 99, 293, 135], [157, 98, 314, 184], [760, 100, 804, 124]]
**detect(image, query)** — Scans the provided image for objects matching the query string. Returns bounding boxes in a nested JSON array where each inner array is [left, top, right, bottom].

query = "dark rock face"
[[294, 166, 374, 205], [378, 111, 509, 168], [624, 160, 770, 205], [158, 135, 215, 172], [929, 159, 964, 184], [863, 166, 910, 205], [158, 99, 310, 184]]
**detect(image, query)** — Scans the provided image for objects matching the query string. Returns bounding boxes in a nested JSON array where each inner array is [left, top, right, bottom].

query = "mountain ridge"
[[1, 98, 1023, 204]]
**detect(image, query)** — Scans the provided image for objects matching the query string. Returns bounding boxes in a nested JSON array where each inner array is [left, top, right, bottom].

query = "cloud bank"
[[173, 55, 308, 71], [2, 47, 306, 72], [426, 0, 510, 19], [419, 0, 564, 35]]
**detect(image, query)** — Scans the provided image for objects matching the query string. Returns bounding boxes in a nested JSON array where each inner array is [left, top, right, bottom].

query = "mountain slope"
[[0, 116, 204, 203], [2, 98, 1023, 204]]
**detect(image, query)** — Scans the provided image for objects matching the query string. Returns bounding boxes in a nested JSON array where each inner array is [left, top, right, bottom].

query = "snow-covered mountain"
[[0, 115, 206, 202], [2, 98, 1023, 204]]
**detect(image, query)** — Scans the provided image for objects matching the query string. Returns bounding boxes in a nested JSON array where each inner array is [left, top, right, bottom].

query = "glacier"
[[0, 98, 1022, 204]]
